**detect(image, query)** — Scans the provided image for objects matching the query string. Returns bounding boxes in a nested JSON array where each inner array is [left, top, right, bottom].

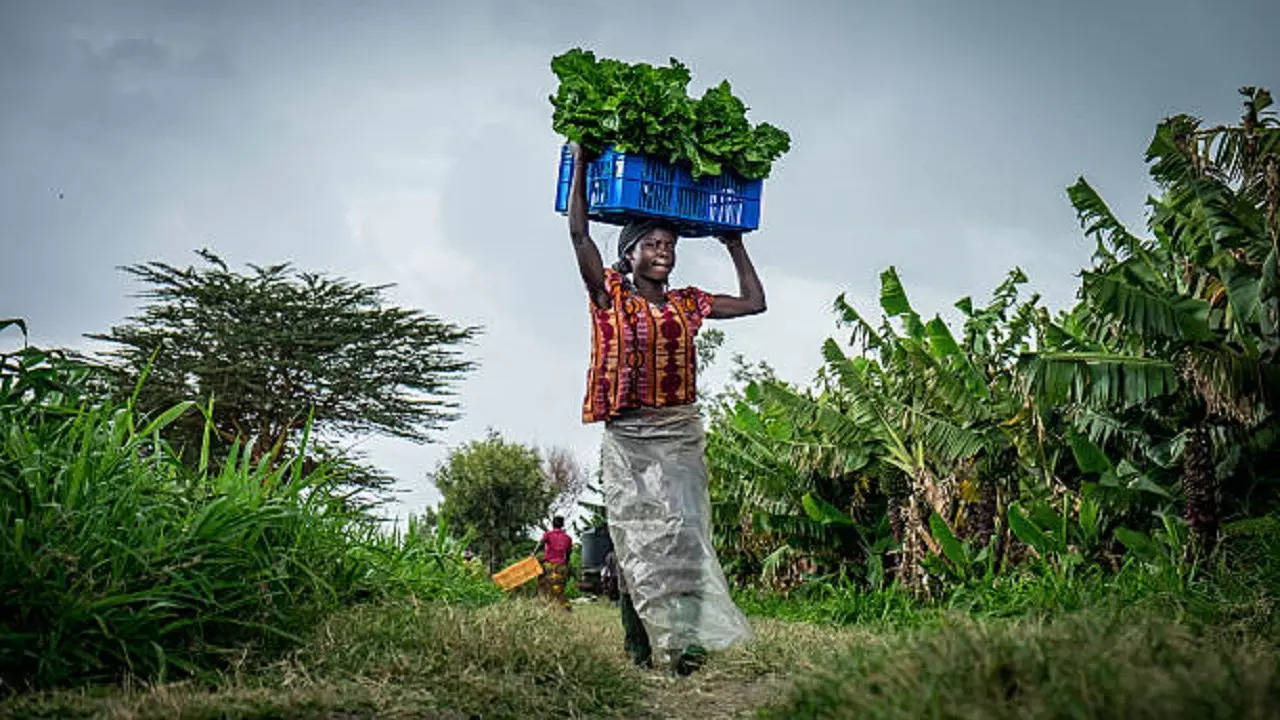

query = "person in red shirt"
[[533, 516, 573, 609]]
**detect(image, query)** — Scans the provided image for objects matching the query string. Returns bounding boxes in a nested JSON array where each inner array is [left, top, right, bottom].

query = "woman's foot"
[[669, 645, 707, 677]]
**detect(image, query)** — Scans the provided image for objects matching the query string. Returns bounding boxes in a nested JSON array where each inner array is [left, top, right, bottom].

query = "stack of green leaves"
[[550, 48, 791, 179]]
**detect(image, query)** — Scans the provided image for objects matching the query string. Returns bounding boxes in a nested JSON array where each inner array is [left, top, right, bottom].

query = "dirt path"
[[569, 598, 864, 719], [633, 671, 789, 719], [0, 599, 857, 720]]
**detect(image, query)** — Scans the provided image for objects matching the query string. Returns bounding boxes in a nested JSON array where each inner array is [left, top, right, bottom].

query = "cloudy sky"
[[3, 1, 1277, 518]]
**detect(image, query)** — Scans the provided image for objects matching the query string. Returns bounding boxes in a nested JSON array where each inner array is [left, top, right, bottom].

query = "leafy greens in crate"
[[550, 48, 791, 179]]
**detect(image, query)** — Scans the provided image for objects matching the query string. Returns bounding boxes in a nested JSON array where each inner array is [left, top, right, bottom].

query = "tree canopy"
[[434, 431, 555, 572], [89, 250, 480, 493]]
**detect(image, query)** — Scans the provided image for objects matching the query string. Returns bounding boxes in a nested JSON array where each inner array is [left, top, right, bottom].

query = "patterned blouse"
[[583, 268, 714, 423]]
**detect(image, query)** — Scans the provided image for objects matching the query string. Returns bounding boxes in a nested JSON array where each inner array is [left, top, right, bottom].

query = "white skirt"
[[602, 404, 752, 652]]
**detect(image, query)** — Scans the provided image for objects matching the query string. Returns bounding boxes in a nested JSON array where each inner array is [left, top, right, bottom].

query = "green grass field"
[[5, 580, 1277, 720]]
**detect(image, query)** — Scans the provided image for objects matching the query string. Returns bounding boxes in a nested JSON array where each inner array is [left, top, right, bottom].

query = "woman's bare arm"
[[709, 232, 766, 318], [568, 144, 610, 309]]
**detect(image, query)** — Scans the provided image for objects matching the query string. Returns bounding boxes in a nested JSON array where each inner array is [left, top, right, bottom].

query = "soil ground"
[[568, 597, 861, 719]]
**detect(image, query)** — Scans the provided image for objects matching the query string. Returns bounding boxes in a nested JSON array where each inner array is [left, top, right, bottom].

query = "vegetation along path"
[[0, 597, 856, 720], [7, 567, 1279, 720]]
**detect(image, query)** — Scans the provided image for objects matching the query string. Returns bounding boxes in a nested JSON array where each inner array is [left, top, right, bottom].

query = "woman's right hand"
[[567, 140, 610, 309], [570, 141, 598, 164]]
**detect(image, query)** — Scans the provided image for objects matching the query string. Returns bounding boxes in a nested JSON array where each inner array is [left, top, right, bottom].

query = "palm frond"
[[833, 293, 886, 352], [1080, 267, 1211, 342], [1022, 351, 1178, 408], [879, 266, 914, 317], [1147, 114, 1203, 189], [1069, 177, 1151, 262]]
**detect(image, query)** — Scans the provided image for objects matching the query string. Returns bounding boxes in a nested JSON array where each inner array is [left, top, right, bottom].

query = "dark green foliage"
[[1022, 88, 1280, 549], [706, 87, 1280, 593], [434, 431, 555, 572], [87, 250, 479, 497], [549, 48, 791, 178]]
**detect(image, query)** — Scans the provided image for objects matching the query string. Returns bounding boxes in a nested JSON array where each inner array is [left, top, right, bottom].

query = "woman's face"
[[629, 228, 677, 283]]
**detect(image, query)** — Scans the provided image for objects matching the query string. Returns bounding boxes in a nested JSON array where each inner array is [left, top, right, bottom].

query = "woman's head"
[[615, 219, 679, 283]]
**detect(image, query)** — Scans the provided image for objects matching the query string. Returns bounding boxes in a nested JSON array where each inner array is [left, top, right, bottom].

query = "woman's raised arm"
[[709, 232, 767, 319], [567, 144, 610, 309]]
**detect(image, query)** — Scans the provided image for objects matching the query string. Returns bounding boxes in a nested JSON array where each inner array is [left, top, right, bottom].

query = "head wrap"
[[613, 219, 678, 274]]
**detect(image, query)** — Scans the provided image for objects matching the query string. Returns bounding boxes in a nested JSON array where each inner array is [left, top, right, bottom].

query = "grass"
[[744, 524, 1280, 719], [0, 597, 870, 720], [8, 590, 1277, 720], [3, 516, 1278, 718], [0, 348, 498, 691], [1, 600, 642, 720], [735, 520, 1280, 634], [759, 610, 1280, 720], [734, 564, 1204, 629]]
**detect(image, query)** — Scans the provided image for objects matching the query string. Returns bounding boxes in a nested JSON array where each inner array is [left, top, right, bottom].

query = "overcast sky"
[[3, 0, 1277, 519]]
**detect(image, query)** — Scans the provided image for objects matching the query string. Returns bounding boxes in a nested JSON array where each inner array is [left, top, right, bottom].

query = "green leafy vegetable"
[[549, 48, 791, 179]]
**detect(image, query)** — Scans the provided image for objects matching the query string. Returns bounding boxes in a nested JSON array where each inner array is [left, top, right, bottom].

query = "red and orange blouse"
[[583, 268, 714, 423]]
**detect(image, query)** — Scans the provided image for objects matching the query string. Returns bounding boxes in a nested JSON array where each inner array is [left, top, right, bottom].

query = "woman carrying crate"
[[532, 515, 573, 610], [566, 143, 764, 675]]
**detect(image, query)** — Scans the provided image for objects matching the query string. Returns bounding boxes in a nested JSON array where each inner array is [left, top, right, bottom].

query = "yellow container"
[[492, 556, 543, 591]]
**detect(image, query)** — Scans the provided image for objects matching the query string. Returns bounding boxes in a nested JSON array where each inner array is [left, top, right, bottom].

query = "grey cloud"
[[100, 37, 171, 67]]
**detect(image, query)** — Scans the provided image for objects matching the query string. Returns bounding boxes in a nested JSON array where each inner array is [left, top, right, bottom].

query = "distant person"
[[533, 515, 573, 609], [601, 549, 620, 603], [564, 143, 760, 675], [460, 549, 484, 578]]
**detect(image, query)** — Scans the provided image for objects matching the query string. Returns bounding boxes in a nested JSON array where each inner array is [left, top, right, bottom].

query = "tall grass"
[[0, 347, 497, 691], [735, 521, 1280, 634], [746, 529, 1280, 719], [759, 610, 1280, 720]]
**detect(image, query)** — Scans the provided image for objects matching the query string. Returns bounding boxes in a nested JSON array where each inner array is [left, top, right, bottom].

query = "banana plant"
[[705, 88, 1280, 586], [1114, 512, 1196, 587], [1021, 89, 1280, 554], [922, 512, 996, 583], [1005, 496, 1107, 574], [714, 265, 1047, 589]]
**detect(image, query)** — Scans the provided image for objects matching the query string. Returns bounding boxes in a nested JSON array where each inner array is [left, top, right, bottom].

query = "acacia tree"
[[435, 432, 554, 572], [89, 250, 480, 495]]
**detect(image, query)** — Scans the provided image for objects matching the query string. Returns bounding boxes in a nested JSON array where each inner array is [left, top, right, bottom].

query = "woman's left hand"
[[708, 231, 765, 318], [717, 231, 744, 248]]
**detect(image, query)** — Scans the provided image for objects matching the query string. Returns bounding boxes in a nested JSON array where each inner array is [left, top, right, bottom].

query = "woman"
[[566, 143, 765, 675], [532, 515, 573, 610]]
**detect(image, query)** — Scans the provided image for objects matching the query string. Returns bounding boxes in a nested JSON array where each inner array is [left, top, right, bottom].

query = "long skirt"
[[601, 404, 752, 653], [539, 561, 570, 609]]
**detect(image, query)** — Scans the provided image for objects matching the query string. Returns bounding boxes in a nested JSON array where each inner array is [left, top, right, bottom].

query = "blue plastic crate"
[[553, 144, 763, 238]]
